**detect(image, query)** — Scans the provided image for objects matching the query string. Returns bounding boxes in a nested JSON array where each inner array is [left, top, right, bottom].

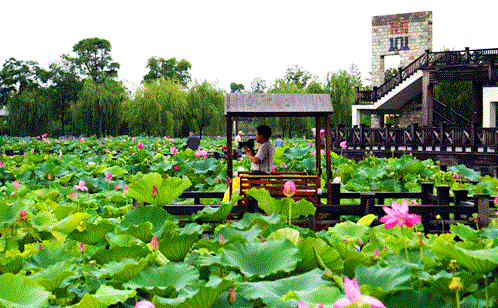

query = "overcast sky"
[[1, 0, 496, 93]]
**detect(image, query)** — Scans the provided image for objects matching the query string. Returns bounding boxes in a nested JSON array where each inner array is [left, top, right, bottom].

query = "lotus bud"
[[257, 236, 266, 243], [151, 186, 158, 197], [150, 235, 159, 251], [227, 288, 236, 305], [448, 259, 458, 272], [449, 277, 463, 292], [47, 174, 52, 180], [13, 180, 19, 189], [373, 248, 380, 260], [321, 268, 333, 281], [16, 209, 28, 222], [219, 234, 226, 244], [340, 140, 347, 149], [123, 184, 128, 194], [137, 143, 144, 149], [283, 180, 296, 198], [105, 172, 113, 180], [78, 242, 85, 254]]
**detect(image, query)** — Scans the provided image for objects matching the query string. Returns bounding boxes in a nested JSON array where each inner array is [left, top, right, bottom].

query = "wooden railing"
[[355, 47, 498, 104], [158, 182, 494, 232]]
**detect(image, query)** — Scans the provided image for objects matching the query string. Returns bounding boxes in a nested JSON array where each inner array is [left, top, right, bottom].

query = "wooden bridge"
[[329, 124, 498, 176]]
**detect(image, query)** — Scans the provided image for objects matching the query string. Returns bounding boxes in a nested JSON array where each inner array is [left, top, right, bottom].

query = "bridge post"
[[422, 71, 434, 127], [410, 123, 418, 150], [475, 194, 490, 228]]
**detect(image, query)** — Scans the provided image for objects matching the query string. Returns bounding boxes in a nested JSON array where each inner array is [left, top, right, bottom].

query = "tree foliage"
[[6, 89, 52, 136], [123, 78, 187, 137], [185, 81, 225, 138], [66, 38, 120, 83], [250, 77, 267, 93], [230, 82, 245, 93], [0, 58, 44, 105], [284, 65, 314, 89], [143, 57, 191, 86], [71, 79, 127, 136]]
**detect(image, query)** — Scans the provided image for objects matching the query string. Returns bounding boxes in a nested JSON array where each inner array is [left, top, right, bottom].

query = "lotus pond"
[[1, 135, 498, 308]]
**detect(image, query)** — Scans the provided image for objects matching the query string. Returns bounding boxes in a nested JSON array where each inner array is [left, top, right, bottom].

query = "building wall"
[[371, 11, 433, 87]]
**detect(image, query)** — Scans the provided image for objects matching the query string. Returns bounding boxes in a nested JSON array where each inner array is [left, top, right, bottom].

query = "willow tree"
[[7, 89, 52, 136], [185, 81, 225, 138], [123, 78, 187, 137], [71, 79, 127, 136]]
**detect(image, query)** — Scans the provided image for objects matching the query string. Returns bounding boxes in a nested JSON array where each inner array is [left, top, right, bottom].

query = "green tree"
[[433, 81, 472, 120], [123, 78, 187, 137], [325, 64, 362, 127], [250, 77, 267, 93], [71, 79, 127, 136], [0, 58, 44, 105], [186, 81, 225, 138], [66, 38, 120, 83], [230, 82, 245, 93], [6, 88, 52, 136], [143, 57, 192, 86], [284, 64, 314, 89], [46, 58, 83, 135]]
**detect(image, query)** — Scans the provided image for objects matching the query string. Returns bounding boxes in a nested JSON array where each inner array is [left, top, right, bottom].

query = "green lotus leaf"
[[481, 227, 498, 240], [245, 188, 316, 219], [124, 262, 199, 297], [96, 258, 149, 282], [102, 165, 128, 178], [125, 172, 191, 206], [104, 204, 133, 218], [24, 248, 74, 269], [30, 260, 75, 291], [192, 158, 218, 173], [383, 290, 449, 308], [355, 263, 412, 294], [105, 233, 138, 247], [282, 285, 342, 308], [327, 220, 369, 243], [192, 194, 243, 221], [0, 255, 24, 274], [450, 223, 479, 242], [432, 237, 498, 273], [68, 219, 115, 244], [268, 228, 343, 272], [0, 200, 24, 226], [195, 253, 223, 268], [283, 147, 312, 160], [448, 164, 481, 182], [221, 239, 300, 279], [158, 221, 202, 262], [73, 285, 136, 308], [217, 225, 262, 243], [52, 212, 91, 234], [30, 210, 58, 232], [149, 160, 176, 173], [119, 205, 175, 240], [238, 268, 330, 307], [153, 276, 234, 308], [0, 273, 51, 308], [231, 212, 283, 231], [91, 244, 149, 265]]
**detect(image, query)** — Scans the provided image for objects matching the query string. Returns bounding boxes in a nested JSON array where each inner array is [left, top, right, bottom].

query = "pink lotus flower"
[[13, 180, 19, 189], [105, 172, 113, 180], [283, 180, 296, 198], [74, 180, 89, 192], [150, 235, 159, 251], [132, 137, 136, 141], [298, 300, 324, 308], [80, 138, 85, 142], [151, 186, 158, 197], [333, 277, 386, 308], [494, 196, 498, 206], [123, 184, 128, 194], [271, 165, 276, 172], [173, 165, 179, 171], [0, 161, 4, 168], [134, 300, 154, 308], [170, 146, 179, 155], [70, 192, 75, 199], [452, 172, 460, 179], [307, 141, 313, 147], [311, 128, 317, 138], [379, 199, 421, 229], [137, 143, 144, 149], [280, 162, 287, 168], [340, 141, 347, 149], [194, 149, 208, 157], [16, 209, 28, 222], [333, 176, 342, 184]]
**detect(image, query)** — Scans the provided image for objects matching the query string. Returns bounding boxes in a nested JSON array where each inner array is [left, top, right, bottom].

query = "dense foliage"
[[1, 135, 497, 307]]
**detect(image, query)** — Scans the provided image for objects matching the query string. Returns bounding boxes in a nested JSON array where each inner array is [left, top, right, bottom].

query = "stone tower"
[[371, 11, 433, 87]]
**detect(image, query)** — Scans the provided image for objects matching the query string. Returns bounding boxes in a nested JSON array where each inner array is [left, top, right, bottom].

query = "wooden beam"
[[421, 70, 434, 127]]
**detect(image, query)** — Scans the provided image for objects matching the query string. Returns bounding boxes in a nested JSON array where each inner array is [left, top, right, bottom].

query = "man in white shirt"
[[244, 125, 275, 175]]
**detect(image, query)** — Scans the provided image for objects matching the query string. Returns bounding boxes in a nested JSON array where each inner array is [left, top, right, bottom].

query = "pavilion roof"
[[224, 93, 333, 116]]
